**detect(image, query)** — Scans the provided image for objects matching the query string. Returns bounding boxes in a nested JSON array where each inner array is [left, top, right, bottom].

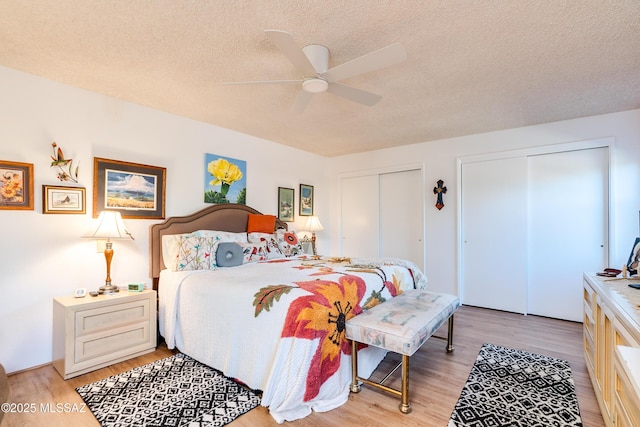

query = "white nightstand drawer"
[[75, 322, 152, 366], [75, 298, 150, 336]]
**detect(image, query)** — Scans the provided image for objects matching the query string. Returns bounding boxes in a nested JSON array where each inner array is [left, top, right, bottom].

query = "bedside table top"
[[54, 289, 156, 307]]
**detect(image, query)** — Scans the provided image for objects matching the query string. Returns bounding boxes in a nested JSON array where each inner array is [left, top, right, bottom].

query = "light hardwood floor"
[[4, 305, 604, 427]]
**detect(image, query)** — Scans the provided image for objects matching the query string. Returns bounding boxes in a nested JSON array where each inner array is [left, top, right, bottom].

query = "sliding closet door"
[[527, 147, 608, 321], [379, 169, 424, 271], [461, 157, 528, 313], [340, 175, 379, 257], [340, 168, 424, 268], [461, 144, 609, 321]]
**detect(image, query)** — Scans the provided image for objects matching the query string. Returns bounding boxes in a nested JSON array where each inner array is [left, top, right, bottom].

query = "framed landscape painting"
[[43, 185, 85, 214], [299, 184, 314, 216], [278, 187, 294, 222], [0, 160, 34, 210], [93, 157, 166, 219]]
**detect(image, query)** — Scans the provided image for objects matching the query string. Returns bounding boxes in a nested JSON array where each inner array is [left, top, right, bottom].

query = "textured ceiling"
[[0, 1, 639, 157]]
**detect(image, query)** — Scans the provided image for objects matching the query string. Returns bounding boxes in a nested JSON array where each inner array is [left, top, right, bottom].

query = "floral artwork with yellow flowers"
[[204, 154, 246, 204], [0, 168, 24, 203]]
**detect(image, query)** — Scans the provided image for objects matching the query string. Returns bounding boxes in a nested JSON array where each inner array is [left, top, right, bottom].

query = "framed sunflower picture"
[[0, 160, 34, 210]]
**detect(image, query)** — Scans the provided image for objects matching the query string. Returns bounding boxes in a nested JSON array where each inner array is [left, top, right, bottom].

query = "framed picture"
[[0, 160, 34, 210], [93, 157, 166, 219], [299, 184, 314, 216], [626, 237, 640, 276], [43, 185, 86, 214], [278, 187, 294, 222], [204, 153, 247, 204]]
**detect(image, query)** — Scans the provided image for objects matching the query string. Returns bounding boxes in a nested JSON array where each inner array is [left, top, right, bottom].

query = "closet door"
[[379, 169, 424, 271], [340, 169, 425, 269], [340, 175, 379, 257], [527, 147, 608, 321], [461, 145, 609, 321], [461, 157, 529, 313]]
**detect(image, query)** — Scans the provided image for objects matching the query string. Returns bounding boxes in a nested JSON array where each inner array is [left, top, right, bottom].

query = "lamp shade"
[[305, 216, 324, 232], [85, 211, 134, 240]]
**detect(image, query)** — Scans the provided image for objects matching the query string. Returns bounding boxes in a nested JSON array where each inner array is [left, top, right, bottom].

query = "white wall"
[[0, 66, 330, 373], [329, 109, 640, 295], [2, 63, 639, 374]]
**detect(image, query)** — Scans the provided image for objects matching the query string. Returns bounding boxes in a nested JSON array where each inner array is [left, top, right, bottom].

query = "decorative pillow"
[[275, 229, 304, 257], [162, 232, 194, 270], [247, 232, 284, 259], [240, 241, 268, 263], [174, 236, 218, 271], [216, 242, 244, 267], [247, 214, 277, 233]]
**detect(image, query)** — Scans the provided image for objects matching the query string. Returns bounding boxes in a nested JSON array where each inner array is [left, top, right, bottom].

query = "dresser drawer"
[[74, 322, 153, 368], [75, 298, 151, 336], [614, 360, 640, 426]]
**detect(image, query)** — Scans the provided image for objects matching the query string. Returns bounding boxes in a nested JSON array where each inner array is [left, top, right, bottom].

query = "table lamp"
[[304, 215, 324, 256], [84, 210, 134, 294]]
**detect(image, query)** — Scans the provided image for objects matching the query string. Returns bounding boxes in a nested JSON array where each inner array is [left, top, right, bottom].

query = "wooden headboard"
[[149, 203, 287, 286]]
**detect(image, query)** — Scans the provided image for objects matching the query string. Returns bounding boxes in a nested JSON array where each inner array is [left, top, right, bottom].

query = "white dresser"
[[52, 290, 157, 380], [583, 273, 640, 426]]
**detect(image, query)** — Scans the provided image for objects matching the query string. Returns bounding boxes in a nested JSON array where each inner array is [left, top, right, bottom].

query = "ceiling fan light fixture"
[[302, 78, 328, 93]]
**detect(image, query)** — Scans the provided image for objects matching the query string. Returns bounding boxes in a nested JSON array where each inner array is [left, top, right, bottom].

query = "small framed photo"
[[43, 185, 86, 214], [626, 237, 640, 276], [299, 184, 314, 216], [93, 157, 166, 219], [0, 160, 34, 210], [278, 187, 294, 222]]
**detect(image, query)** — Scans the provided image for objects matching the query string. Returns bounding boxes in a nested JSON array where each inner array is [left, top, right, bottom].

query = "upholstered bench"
[[346, 289, 460, 413]]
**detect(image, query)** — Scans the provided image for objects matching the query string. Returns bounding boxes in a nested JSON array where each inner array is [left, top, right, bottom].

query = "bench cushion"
[[345, 289, 460, 356]]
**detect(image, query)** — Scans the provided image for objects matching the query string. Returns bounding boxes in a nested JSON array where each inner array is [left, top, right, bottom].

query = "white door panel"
[[340, 175, 379, 257], [527, 147, 608, 321], [461, 157, 528, 313], [380, 169, 424, 271]]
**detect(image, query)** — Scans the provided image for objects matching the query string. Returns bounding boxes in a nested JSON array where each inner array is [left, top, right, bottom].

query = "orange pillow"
[[247, 213, 277, 233]]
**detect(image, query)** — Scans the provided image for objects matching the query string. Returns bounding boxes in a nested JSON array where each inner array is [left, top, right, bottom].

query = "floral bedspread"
[[158, 256, 427, 423]]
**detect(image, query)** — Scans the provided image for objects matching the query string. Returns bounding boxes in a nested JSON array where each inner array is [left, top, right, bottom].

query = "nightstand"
[[52, 290, 157, 380]]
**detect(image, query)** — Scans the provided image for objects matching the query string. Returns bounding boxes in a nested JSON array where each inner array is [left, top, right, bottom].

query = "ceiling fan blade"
[[222, 79, 302, 86], [327, 83, 382, 106], [264, 30, 318, 77], [322, 42, 407, 83], [293, 91, 313, 114]]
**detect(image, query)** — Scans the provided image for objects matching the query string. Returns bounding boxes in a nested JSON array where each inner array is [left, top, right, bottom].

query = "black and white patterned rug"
[[448, 343, 583, 427], [76, 353, 261, 427]]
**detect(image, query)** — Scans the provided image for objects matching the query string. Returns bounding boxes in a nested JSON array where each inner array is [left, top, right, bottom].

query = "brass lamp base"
[[98, 283, 120, 294]]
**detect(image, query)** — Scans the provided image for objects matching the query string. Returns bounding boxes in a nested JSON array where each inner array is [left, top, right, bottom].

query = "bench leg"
[[400, 354, 411, 413], [350, 340, 361, 393], [446, 314, 455, 353]]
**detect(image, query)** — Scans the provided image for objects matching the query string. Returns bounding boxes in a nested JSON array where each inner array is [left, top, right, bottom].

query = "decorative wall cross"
[[433, 179, 447, 210]]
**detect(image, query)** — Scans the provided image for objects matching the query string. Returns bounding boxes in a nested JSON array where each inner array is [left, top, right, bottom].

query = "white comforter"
[[158, 256, 427, 423]]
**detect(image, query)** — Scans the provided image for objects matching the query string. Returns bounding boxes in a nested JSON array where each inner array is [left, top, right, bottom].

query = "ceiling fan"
[[224, 30, 407, 113]]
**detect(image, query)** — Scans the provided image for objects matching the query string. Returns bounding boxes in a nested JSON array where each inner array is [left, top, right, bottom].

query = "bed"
[[149, 203, 428, 423]]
